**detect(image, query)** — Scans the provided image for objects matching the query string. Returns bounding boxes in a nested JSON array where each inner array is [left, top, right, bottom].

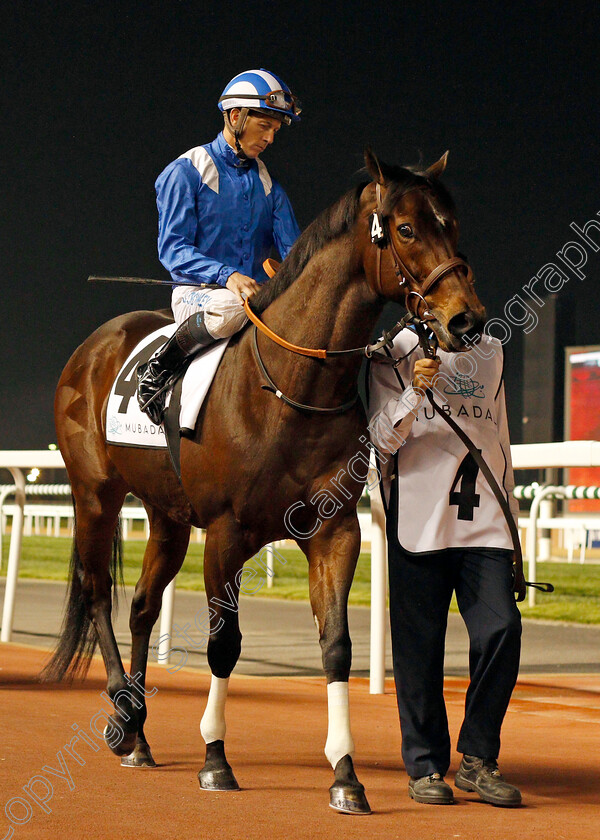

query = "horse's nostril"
[[448, 312, 472, 337], [448, 311, 484, 342]]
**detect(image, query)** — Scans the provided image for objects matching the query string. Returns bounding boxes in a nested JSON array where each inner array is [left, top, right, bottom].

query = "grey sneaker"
[[408, 772, 455, 804], [455, 755, 522, 807]]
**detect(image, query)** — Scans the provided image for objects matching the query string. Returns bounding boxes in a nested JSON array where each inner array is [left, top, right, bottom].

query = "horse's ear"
[[426, 151, 449, 179], [364, 147, 387, 185]]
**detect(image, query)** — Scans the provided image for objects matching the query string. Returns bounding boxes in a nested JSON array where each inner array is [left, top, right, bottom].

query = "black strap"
[[163, 375, 185, 481], [161, 374, 202, 528], [429, 393, 518, 532], [424, 392, 555, 600], [386, 328, 553, 601], [252, 327, 359, 415]]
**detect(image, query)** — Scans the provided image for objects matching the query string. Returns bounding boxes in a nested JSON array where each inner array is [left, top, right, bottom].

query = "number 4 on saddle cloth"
[[106, 327, 230, 473]]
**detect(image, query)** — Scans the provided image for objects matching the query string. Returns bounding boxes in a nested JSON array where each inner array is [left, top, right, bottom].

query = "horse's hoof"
[[198, 766, 240, 791], [198, 739, 240, 791], [121, 741, 157, 768], [103, 718, 137, 758], [329, 755, 371, 815], [329, 782, 371, 814]]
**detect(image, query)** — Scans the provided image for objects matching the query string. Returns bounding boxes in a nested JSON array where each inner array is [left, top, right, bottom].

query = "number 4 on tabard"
[[449, 452, 481, 521]]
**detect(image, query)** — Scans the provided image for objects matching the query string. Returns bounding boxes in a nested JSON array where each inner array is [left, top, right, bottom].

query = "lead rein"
[[382, 319, 554, 601]]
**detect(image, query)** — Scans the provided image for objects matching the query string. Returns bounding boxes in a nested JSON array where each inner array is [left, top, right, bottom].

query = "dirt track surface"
[[1, 645, 599, 840]]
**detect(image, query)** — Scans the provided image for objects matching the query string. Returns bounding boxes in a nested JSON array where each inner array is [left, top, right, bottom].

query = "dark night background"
[[2, 1, 599, 449]]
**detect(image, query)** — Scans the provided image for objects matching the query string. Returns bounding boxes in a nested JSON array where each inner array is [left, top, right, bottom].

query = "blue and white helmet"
[[218, 68, 301, 126]]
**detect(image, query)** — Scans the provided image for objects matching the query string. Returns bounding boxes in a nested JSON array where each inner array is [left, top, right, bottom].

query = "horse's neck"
[[256, 236, 381, 399], [265, 237, 377, 345]]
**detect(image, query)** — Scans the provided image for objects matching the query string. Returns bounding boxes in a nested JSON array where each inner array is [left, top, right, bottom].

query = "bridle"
[[370, 183, 474, 320]]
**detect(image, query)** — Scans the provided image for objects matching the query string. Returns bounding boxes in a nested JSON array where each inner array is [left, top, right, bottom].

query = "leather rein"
[[407, 321, 553, 602]]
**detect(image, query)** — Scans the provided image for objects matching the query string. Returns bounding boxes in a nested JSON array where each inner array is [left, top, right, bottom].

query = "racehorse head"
[[362, 150, 486, 352]]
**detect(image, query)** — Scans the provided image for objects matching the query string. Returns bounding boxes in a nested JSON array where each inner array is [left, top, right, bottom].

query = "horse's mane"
[[251, 182, 368, 314], [250, 162, 455, 314]]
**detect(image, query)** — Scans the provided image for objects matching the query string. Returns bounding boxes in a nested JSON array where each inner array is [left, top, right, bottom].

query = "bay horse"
[[44, 150, 485, 814]]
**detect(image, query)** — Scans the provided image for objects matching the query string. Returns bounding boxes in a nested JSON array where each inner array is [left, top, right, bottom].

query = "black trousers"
[[387, 536, 522, 778]]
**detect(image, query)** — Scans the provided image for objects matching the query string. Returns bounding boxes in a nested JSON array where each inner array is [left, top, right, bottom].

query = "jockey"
[[137, 68, 302, 424]]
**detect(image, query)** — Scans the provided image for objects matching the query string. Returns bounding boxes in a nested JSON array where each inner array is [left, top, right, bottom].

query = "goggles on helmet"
[[263, 90, 302, 115], [219, 89, 302, 117]]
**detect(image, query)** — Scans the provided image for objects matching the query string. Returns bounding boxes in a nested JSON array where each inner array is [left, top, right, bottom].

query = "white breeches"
[[172, 286, 248, 339]]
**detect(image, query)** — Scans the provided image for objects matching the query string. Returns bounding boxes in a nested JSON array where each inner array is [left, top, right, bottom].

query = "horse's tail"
[[41, 508, 124, 682]]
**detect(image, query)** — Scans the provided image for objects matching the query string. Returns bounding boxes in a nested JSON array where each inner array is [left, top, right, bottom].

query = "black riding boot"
[[136, 312, 215, 425]]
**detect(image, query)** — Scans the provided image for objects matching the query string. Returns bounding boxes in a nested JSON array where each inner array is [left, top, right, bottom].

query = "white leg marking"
[[200, 675, 229, 744], [324, 681, 355, 769]]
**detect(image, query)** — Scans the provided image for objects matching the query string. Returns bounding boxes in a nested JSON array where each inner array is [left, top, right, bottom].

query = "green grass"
[[1, 535, 372, 606], [517, 562, 600, 623], [3, 535, 600, 622]]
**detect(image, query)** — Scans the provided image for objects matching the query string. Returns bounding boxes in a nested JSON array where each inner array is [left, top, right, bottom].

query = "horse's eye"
[[397, 224, 414, 238]]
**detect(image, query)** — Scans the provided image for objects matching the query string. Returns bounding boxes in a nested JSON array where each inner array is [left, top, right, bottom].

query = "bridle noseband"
[[371, 183, 474, 320]]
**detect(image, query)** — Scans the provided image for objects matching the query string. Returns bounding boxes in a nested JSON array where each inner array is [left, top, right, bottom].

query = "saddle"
[[106, 327, 230, 477]]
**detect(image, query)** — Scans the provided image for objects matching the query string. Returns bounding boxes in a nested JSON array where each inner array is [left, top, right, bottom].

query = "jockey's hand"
[[226, 272, 260, 303], [413, 357, 441, 391]]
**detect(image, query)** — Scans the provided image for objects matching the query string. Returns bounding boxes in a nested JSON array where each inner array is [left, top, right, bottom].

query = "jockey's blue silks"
[[155, 132, 300, 289]]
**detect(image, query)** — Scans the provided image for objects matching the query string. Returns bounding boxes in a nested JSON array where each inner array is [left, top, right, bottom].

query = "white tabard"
[[367, 331, 518, 554]]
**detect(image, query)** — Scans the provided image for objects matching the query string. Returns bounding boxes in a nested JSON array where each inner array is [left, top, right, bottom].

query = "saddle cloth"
[[106, 326, 230, 448]]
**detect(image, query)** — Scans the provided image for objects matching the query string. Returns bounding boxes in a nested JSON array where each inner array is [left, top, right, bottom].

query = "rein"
[[409, 321, 554, 602], [245, 251, 410, 413], [252, 327, 359, 414], [244, 298, 360, 359], [244, 260, 373, 360], [244, 296, 410, 361]]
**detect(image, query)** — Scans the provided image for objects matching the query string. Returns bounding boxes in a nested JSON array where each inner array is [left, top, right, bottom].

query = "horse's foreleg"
[[197, 519, 248, 792], [123, 509, 191, 768], [304, 514, 371, 815]]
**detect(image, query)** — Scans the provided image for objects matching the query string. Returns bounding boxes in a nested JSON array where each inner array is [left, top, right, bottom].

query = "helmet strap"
[[224, 108, 249, 160]]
